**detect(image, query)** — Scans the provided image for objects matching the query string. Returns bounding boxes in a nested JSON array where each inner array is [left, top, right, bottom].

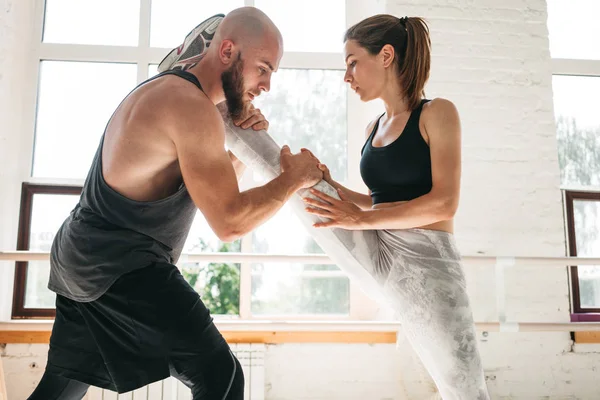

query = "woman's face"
[[343, 39, 388, 102]]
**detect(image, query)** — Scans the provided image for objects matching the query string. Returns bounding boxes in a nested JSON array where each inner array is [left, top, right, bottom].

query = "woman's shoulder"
[[421, 97, 459, 119], [364, 113, 385, 139], [420, 97, 461, 141]]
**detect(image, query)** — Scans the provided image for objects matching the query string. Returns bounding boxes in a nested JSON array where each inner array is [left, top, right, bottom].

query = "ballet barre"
[[1, 251, 599, 266], [2, 251, 599, 334]]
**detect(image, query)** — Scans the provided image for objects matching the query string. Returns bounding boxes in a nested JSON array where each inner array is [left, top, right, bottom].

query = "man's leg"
[[158, 263, 244, 399], [27, 371, 89, 400], [41, 294, 117, 393], [170, 347, 244, 400], [90, 261, 241, 398]]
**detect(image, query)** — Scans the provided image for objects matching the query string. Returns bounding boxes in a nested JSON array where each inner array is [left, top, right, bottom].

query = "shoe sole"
[[158, 13, 225, 72]]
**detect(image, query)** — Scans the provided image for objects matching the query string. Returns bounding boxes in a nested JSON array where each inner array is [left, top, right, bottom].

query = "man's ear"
[[219, 39, 235, 65]]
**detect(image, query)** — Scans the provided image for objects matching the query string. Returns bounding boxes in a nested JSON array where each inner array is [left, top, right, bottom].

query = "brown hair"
[[344, 15, 431, 111]]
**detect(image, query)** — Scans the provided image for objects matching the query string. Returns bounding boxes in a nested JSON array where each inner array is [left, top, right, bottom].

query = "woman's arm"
[[305, 98, 461, 230], [316, 165, 373, 210]]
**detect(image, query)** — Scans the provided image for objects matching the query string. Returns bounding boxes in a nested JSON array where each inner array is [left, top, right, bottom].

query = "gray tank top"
[[49, 70, 201, 302]]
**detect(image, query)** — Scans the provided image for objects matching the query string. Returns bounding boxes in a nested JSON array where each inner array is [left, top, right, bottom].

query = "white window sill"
[[573, 343, 600, 353], [0, 319, 401, 333]]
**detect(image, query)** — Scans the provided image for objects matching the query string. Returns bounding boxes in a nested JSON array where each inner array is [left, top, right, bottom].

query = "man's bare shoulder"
[[138, 74, 224, 140]]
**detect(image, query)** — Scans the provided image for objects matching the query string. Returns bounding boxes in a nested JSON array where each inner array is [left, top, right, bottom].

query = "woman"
[[304, 15, 490, 399]]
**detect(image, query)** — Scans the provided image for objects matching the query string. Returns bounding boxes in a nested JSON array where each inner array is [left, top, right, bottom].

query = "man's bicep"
[[171, 104, 241, 233], [178, 137, 240, 205]]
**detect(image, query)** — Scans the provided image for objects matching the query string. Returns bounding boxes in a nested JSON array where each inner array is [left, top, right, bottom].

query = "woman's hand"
[[317, 162, 333, 185], [303, 188, 367, 229], [300, 148, 333, 185]]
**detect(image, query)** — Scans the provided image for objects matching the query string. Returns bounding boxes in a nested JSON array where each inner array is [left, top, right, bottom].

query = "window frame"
[[564, 190, 600, 315], [12, 183, 82, 319], [12, 0, 385, 320]]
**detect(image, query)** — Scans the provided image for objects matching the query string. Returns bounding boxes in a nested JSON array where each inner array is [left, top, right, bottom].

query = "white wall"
[[386, 0, 600, 398], [2, 0, 600, 399], [0, 0, 38, 322]]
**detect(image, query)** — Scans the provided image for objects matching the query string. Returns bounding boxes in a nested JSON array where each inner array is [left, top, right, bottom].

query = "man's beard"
[[221, 53, 246, 120]]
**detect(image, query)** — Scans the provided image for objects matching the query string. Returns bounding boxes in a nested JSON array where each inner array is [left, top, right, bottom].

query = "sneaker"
[[158, 13, 225, 73]]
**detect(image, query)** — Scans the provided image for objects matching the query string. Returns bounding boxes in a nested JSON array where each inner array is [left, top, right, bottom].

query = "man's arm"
[[169, 94, 320, 242]]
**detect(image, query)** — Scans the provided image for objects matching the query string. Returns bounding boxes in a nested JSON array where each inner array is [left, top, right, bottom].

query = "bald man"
[[28, 7, 322, 400]]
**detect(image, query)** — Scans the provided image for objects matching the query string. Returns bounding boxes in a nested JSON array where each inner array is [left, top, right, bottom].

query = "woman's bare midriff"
[[371, 200, 454, 234]]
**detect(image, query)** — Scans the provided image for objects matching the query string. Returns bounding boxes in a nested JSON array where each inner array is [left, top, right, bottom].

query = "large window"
[[547, 0, 600, 314], [13, 0, 381, 319]]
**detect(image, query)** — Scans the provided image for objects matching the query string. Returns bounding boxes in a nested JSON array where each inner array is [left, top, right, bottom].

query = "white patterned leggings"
[[376, 228, 490, 400]]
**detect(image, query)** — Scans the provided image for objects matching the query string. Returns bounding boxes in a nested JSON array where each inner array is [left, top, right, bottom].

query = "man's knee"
[[27, 371, 89, 400], [190, 349, 244, 400], [225, 354, 244, 400]]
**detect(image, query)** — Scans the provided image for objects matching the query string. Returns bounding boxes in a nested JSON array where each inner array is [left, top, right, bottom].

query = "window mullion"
[[137, 0, 152, 83], [344, 0, 387, 322], [25, 0, 48, 181], [240, 235, 253, 319]]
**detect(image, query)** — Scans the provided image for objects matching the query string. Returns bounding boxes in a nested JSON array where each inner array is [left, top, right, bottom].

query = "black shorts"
[[46, 262, 230, 394]]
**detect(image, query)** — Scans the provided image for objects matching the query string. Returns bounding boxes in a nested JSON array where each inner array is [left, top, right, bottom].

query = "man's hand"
[[301, 147, 333, 185], [280, 146, 323, 190], [233, 103, 269, 131]]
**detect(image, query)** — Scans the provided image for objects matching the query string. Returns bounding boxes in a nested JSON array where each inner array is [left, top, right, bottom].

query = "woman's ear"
[[379, 44, 395, 68]]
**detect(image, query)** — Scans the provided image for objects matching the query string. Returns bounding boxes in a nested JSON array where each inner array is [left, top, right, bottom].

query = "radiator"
[[85, 344, 265, 400]]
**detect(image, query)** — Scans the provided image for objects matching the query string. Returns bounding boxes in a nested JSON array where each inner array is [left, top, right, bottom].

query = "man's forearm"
[[228, 150, 246, 181], [225, 173, 302, 240]]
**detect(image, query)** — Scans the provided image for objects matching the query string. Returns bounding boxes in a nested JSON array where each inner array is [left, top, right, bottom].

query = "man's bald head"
[[213, 7, 283, 53], [200, 7, 283, 120]]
